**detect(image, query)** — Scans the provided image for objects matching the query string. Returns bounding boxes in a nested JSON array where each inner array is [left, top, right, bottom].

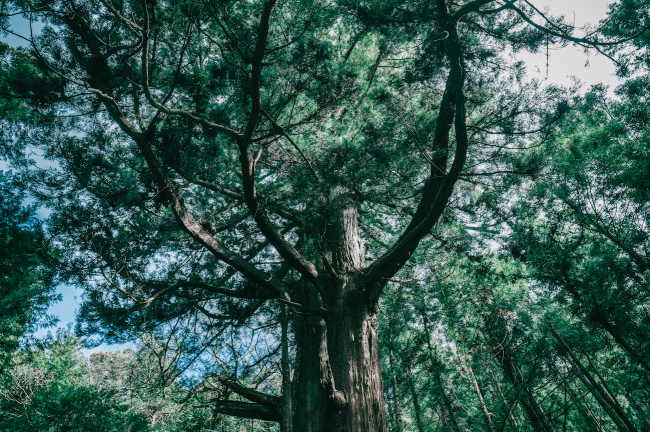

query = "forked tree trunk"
[[291, 186, 388, 432]]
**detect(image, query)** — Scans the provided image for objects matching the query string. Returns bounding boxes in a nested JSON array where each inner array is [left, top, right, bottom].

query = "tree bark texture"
[[292, 292, 387, 431], [291, 186, 388, 432]]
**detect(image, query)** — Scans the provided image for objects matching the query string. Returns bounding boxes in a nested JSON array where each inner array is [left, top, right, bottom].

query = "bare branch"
[[219, 379, 280, 408], [212, 400, 281, 422]]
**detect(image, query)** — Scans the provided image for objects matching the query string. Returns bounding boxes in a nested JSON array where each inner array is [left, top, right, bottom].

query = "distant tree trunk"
[[280, 304, 293, 432], [464, 361, 495, 432], [404, 361, 426, 432], [496, 352, 553, 432], [568, 385, 606, 432], [388, 328, 404, 432], [590, 307, 650, 374], [549, 323, 639, 432], [420, 309, 461, 432], [487, 364, 520, 431], [483, 316, 553, 432], [560, 268, 650, 373], [580, 343, 649, 432], [618, 384, 650, 432], [575, 371, 632, 432]]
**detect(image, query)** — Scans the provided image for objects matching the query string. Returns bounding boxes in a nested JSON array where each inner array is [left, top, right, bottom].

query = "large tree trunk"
[[292, 186, 388, 432], [292, 292, 387, 431]]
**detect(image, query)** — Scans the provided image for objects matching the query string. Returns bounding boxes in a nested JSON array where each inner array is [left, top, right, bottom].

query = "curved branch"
[[129, 282, 270, 312], [234, 0, 321, 289], [453, 0, 496, 20], [504, 0, 650, 47], [220, 379, 280, 408], [88, 85, 289, 296], [363, 0, 469, 301], [97, 0, 142, 34]]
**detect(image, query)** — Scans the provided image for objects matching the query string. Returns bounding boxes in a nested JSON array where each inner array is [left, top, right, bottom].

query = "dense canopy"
[[1, 0, 649, 431]]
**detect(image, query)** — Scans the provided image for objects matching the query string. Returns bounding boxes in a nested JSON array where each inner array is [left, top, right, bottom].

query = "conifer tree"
[[1, 0, 644, 430]]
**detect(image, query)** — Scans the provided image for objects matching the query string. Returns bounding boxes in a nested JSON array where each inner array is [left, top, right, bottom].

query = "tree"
[[506, 84, 650, 373], [0, 0, 639, 430], [0, 171, 56, 372], [0, 331, 150, 432]]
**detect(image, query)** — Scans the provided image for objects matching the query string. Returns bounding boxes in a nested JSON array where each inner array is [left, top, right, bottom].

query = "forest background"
[[0, 0, 649, 431]]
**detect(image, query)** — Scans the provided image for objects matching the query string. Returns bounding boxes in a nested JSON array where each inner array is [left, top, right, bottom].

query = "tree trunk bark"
[[292, 299, 387, 431], [291, 185, 388, 432]]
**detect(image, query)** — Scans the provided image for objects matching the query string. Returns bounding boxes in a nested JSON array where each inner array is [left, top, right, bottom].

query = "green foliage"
[[0, 332, 150, 432], [0, 171, 56, 372], [1, 0, 649, 431]]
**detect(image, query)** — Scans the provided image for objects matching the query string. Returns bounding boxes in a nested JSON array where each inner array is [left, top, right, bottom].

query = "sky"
[[1, 0, 623, 353], [515, 0, 621, 94]]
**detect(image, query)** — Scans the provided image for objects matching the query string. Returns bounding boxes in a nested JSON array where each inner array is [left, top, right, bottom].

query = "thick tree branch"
[[129, 282, 270, 312], [364, 0, 469, 302], [194, 178, 245, 201], [89, 85, 289, 296], [213, 400, 281, 422], [453, 0, 495, 20], [234, 0, 321, 289], [194, 298, 266, 321], [97, 0, 142, 34], [219, 379, 280, 408]]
